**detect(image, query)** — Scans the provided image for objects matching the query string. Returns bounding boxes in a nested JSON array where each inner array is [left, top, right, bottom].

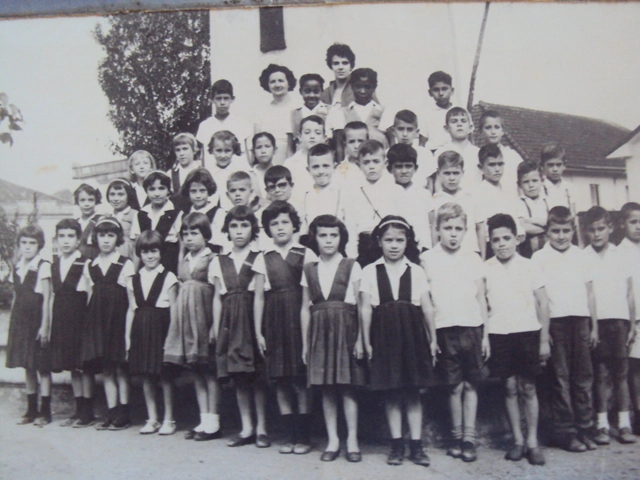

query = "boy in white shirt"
[[540, 143, 577, 215], [283, 115, 326, 199], [291, 74, 331, 137], [334, 121, 368, 189], [422, 71, 455, 152], [516, 161, 549, 258]]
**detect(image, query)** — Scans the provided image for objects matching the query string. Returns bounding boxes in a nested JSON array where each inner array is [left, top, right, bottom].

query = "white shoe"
[[159, 420, 177, 436], [139, 419, 161, 434]]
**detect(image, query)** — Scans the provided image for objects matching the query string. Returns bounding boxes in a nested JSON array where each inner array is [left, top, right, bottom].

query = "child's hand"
[[539, 339, 551, 364], [36, 325, 50, 347], [516, 234, 526, 245], [430, 340, 440, 366], [590, 328, 599, 349], [481, 335, 491, 361], [627, 324, 637, 346], [302, 344, 308, 365], [364, 342, 373, 361], [353, 341, 364, 360], [209, 327, 216, 345], [256, 333, 267, 358]]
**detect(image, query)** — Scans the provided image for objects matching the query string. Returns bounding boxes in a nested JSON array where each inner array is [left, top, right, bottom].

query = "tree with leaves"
[[94, 11, 211, 170], [0, 92, 24, 147]]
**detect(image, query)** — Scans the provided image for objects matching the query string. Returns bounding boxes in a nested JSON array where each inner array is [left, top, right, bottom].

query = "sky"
[[0, 3, 639, 196]]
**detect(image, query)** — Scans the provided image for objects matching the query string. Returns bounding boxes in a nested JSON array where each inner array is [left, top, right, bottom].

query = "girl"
[[2, 225, 52, 426], [81, 217, 135, 430], [258, 201, 317, 454], [251, 132, 277, 202], [128, 150, 156, 210], [360, 216, 437, 467], [107, 178, 138, 259], [180, 168, 226, 250], [74, 183, 102, 260], [130, 171, 182, 274], [257, 64, 297, 165], [211, 206, 269, 448], [127, 230, 179, 435], [300, 215, 365, 462], [168, 132, 201, 193], [164, 212, 222, 441]]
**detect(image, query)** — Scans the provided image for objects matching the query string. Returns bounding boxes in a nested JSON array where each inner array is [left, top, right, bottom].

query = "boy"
[[387, 144, 432, 251], [485, 213, 550, 466], [291, 74, 331, 137], [390, 110, 437, 189], [531, 206, 598, 451], [421, 203, 488, 463], [227, 171, 257, 211], [422, 71, 456, 152], [283, 115, 326, 198], [334, 121, 369, 187], [516, 161, 549, 258], [583, 206, 636, 445], [167, 133, 200, 212], [540, 143, 577, 215], [259, 166, 299, 249]]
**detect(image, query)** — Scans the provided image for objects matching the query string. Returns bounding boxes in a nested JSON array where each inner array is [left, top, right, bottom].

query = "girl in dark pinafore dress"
[[360, 216, 438, 467], [107, 178, 138, 260], [301, 215, 365, 463], [258, 201, 317, 454], [211, 206, 269, 448], [74, 183, 103, 261]]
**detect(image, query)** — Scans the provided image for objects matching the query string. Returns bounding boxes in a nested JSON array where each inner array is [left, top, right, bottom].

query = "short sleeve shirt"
[[261, 243, 318, 291], [14, 254, 51, 294], [359, 257, 429, 307], [208, 247, 264, 295], [618, 238, 640, 321], [130, 200, 183, 243], [301, 255, 362, 305], [431, 190, 480, 254], [57, 250, 89, 293], [126, 265, 178, 308], [84, 252, 135, 289]]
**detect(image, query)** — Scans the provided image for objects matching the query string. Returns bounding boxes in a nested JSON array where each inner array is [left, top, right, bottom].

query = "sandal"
[[139, 419, 161, 434]]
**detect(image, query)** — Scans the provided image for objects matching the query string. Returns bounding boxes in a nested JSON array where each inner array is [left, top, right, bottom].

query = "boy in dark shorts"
[[485, 214, 550, 466]]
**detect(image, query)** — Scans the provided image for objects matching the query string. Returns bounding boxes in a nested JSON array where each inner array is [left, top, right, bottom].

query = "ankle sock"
[[451, 424, 463, 441], [26, 393, 38, 416], [195, 413, 206, 432], [40, 396, 51, 417], [597, 412, 610, 430], [619, 411, 631, 429], [204, 413, 220, 434], [462, 425, 477, 444]]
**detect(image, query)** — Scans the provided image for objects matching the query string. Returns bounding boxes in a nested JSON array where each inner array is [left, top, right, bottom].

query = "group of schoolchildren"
[[5, 42, 640, 469]]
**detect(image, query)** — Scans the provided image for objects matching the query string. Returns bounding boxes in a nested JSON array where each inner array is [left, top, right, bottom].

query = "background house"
[[607, 125, 640, 204]]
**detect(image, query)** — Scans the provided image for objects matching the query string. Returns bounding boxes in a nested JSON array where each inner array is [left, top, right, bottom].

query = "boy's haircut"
[[106, 178, 135, 207], [74, 183, 102, 205], [173, 132, 199, 153], [259, 64, 296, 93], [487, 213, 517, 237], [127, 150, 156, 181], [344, 121, 368, 135], [517, 161, 541, 184], [308, 143, 334, 163], [92, 217, 124, 247], [546, 206, 573, 229], [387, 144, 418, 171], [437, 150, 464, 170], [325, 43, 356, 69], [428, 71, 452, 88], [308, 214, 349, 256], [620, 202, 640, 222], [55, 218, 82, 238], [135, 229, 163, 257], [540, 143, 566, 165], [264, 165, 292, 186], [445, 106, 471, 124], [180, 212, 212, 241], [371, 215, 420, 264], [252, 132, 276, 151], [143, 170, 172, 192], [436, 202, 467, 228], [478, 143, 502, 166], [394, 110, 418, 126], [181, 168, 217, 198], [584, 206, 611, 227], [358, 139, 384, 159], [222, 206, 260, 241], [17, 224, 45, 250], [211, 79, 234, 98], [300, 114, 325, 133], [227, 170, 252, 189], [261, 200, 301, 237], [350, 68, 378, 88], [299, 73, 325, 90], [208, 130, 242, 156], [479, 110, 502, 128]]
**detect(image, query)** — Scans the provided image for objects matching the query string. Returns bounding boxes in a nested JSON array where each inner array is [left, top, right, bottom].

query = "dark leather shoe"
[[461, 441, 477, 463], [526, 447, 545, 466], [619, 427, 637, 444], [17, 414, 37, 425], [256, 434, 271, 448], [505, 444, 525, 461], [227, 434, 256, 447], [577, 432, 597, 451], [346, 451, 362, 463], [320, 450, 339, 462], [408, 441, 430, 466], [184, 429, 197, 440], [387, 440, 404, 466], [194, 430, 222, 441], [564, 435, 587, 453]]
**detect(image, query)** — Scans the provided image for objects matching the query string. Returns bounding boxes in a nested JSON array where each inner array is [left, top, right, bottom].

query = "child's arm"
[[420, 291, 439, 364], [300, 286, 311, 365], [0, 259, 11, 283], [534, 286, 551, 362], [586, 281, 599, 348], [253, 273, 266, 357], [519, 216, 546, 236], [353, 279, 364, 360], [627, 276, 636, 345], [476, 221, 487, 259], [428, 210, 438, 247], [475, 278, 490, 359], [36, 277, 52, 346], [360, 291, 373, 361], [286, 133, 295, 158], [211, 277, 223, 343], [125, 286, 136, 355]]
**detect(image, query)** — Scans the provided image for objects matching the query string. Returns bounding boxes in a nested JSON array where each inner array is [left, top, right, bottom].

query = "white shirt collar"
[[140, 264, 165, 275], [60, 250, 82, 262], [186, 246, 212, 263], [346, 100, 381, 111], [373, 256, 412, 268], [191, 199, 217, 214], [141, 199, 175, 215], [17, 253, 42, 272], [91, 250, 121, 266], [264, 241, 303, 256]]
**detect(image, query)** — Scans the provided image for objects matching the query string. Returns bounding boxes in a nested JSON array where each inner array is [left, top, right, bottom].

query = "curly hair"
[[307, 215, 349, 256], [259, 64, 296, 93], [370, 215, 420, 264], [222, 206, 260, 242], [325, 43, 356, 69], [261, 201, 301, 238]]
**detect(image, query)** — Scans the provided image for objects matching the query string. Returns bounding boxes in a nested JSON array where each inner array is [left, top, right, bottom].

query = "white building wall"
[[621, 134, 640, 203], [566, 174, 628, 212]]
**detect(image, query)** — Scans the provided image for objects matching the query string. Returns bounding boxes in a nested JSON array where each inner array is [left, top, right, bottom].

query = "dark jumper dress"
[[49, 256, 88, 372], [369, 264, 433, 391], [78, 215, 101, 261], [263, 247, 306, 380], [137, 207, 180, 274]]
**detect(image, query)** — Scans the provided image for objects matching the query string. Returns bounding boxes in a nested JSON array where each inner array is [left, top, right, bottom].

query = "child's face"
[[97, 231, 118, 254], [428, 81, 454, 108], [519, 170, 542, 199], [268, 212, 295, 246], [481, 117, 504, 144], [490, 226, 517, 261], [189, 182, 209, 210], [77, 191, 97, 217], [147, 179, 170, 207], [393, 120, 419, 145], [140, 248, 162, 270], [344, 128, 368, 160], [547, 222, 574, 252], [438, 217, 467, 252], [56, 228, 80, 256], [182, 227, 206, 253], [315, 226, 340, 257], [298, 121, 325, 151], [174, 143, 195, 168], [18, 237, 40, 260], [265, 178, 293, 202], [213, 93, 234, 116], [300, 80, 322, 110], [624, 211, 640, 243], [360, 150, 386, 183], [378, 226, 407, 262], [108, 186, 128, 212], [253, 137, 275, 165], [438, 166, 464, 194], [268, 71, 289, 97], [446, 114, 473, 140], [307, 153, 335, 188], [480, 155, 504, 185], [352, 76, 375, 105], [391, 161, 416, 187], [227, 219, 253, 248], [212, 139, 234, 168], [227, 179, 253, 207], [586, 218, 612, 250], [330, 55, 352, 81], [542, 157, 566, 184], [130, 154, 153, 180]]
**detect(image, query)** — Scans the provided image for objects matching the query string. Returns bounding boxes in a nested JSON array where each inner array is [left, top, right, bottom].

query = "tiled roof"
[[471, 102, 630, 176], [0, 177, 72, 206]]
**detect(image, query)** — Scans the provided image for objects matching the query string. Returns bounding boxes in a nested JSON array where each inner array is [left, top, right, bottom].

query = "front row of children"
[[5, 198, 640, 468]]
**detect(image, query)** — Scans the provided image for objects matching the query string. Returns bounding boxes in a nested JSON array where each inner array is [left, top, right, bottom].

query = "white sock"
[[619, 411, 632, 429], [204, 413, 217, 434], [211, 413, 220, 432], [194, 413, 206, 433], [597, 412, 610, 430]]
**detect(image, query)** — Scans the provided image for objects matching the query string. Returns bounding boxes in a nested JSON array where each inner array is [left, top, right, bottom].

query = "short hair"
[[261, 201, 301, 237], [251, 132, 276, 151], [92, 217, 124, 247], [428, 71, 452, 88], [487, 213, 517, 237], [135, 229, 163, 257], [74, 183, 102, 205], [222, 206, 260, 241], [437, 150, 464, 170], [546, 206, 573, 229], [540, 143, 566, 165], [227, 171, 252, 189], [211, 79, 234, 98], [17, 224, 45, 250], [181, 168, 217, 198], [208, 130, 242, 156], [143, 170, 172, 193], [584, 206, 611, 227], [517, 161, 541, 184], [308, 143, 334, 164], [620, 202, 640, 222], [55, 218, 82, 238], [387, 144, 417, 171], [393, 110, 418, 126], [371, 215, 420, 264], [172, 132, 199, 154], [436, 202, 467, 228], [343, 121, 369, 137], [299, 73, 325, 90], [479, 110, 503, 128], [127, 150, 156, 181], [478, 144, 502, 166], [325, 43, 355, 69], [300, 114, 325, 131], [180, 212, 212, 241], [264, 165, 293, 186], [358, 139, 384, 159], [106, 178, 135, 207], [259, 64, 296, 93], [350, 68, 378, 89], [307, 215, 349, 256], [445, 107, 471, 124]]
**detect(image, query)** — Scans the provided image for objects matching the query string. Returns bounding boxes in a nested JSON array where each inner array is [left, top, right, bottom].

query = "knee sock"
[[597, 412, 610, 430], [40, 396, 51, 417], [74, 397, 84, 419], [451, 424, 463, 441], [119, 403, 130, 422], [619, 411, 631, 429], [282, 414, 295, 444], [25, 393, 38, 417], [297, 414, 312, 445], [84, 397, 95, 419], [462, 425, 477, 444]]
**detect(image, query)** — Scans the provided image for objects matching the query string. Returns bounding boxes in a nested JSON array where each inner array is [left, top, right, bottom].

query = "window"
[[590, 184, 600, 206]]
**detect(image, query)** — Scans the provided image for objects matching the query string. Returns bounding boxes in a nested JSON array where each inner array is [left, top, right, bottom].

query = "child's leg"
[[34, 370, 53, 425], [78, 370, 96, 423], [406, 388, 423, 441], [295, 383, 312, 414], [594, 359, 612, 423], [504, 376, 524, 446], [519, 376, 540, 449], [448, 383, 464, 445], [235, 383, 255, 437], [276, 382, 294, 415], [206, 374, 221, 415], [161, 379, 174, 422], [71, 370, 83, 397], [342, 386, 359, 453], [322, 386, 340, 452], [254, 383, 268, 436], [103, 366, 118, 409], [192, 373, 208, 432], [612, 357, 633, 438], [385, 389, 403, 439], [25, 369, 38, 395], [116, 365, 130, 405], [462, 381, 479, 444], [19, 369, 39, 422], [39, 370, 52, 397], [629, 358, 640, 412], [142, 375, 159, 421]]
